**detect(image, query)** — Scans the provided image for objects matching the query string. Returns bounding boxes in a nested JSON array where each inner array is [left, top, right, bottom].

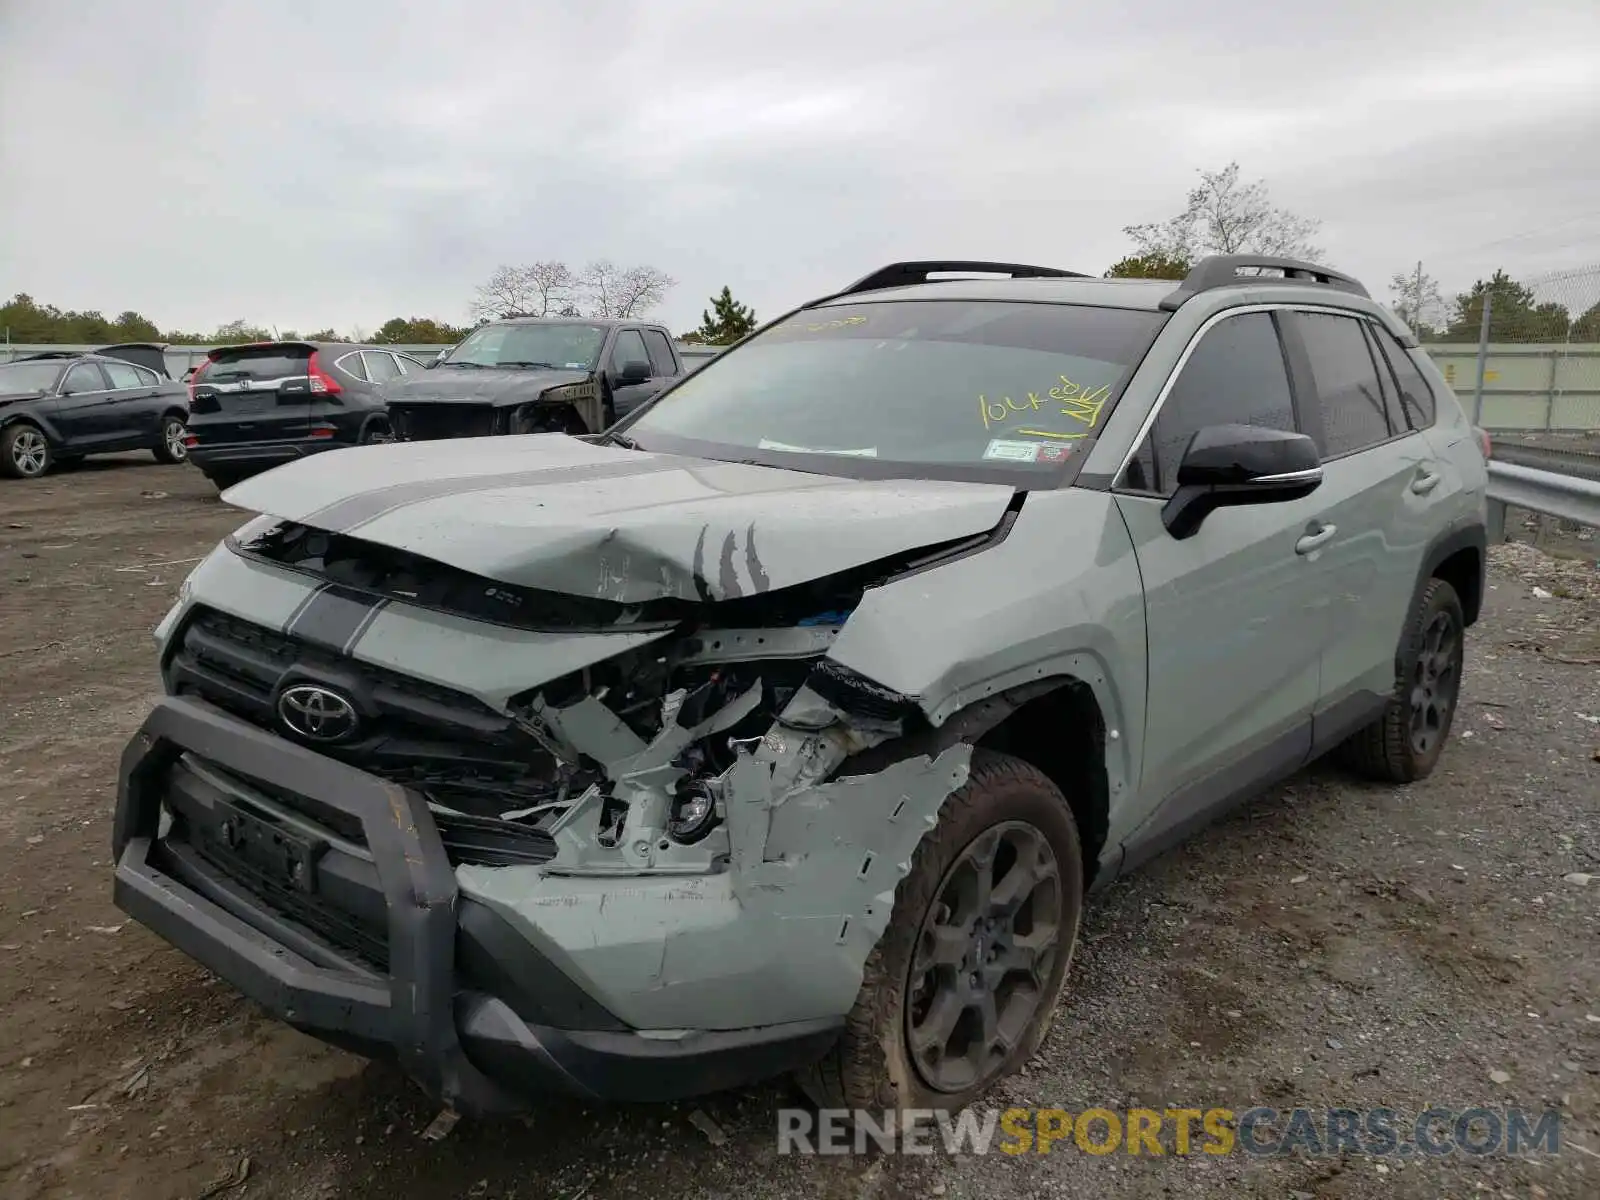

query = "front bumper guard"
[[112, 696, 840, 1114]]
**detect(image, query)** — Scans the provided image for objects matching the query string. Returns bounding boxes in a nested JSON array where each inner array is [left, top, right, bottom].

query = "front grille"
[[390, 403, 497, 440], [166, 607, 567, 838]]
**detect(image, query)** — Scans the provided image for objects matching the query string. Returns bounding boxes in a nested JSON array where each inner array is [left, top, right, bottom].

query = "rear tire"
[[1336, 577, 1465, 783], [1, 422, 53, 479], [796, 750, 1083, 1115], [152, 415, 188, 464]]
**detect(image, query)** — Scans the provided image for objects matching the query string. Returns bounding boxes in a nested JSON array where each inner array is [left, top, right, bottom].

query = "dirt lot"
[[2, 456, 1598, 1200]]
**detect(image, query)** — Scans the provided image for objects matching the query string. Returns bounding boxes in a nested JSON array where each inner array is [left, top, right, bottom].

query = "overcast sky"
[[3, 0, 1598, 338]]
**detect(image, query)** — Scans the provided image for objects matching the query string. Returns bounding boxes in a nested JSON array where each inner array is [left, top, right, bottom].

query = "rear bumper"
[[112, 697, 839, 1114], [186, 438, 346, 473]]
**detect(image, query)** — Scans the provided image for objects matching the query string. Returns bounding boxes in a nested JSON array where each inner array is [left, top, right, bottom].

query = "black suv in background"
[[0, 348, 189, 479], [183, 341, 427, 491], [384, 317, 684, 440]]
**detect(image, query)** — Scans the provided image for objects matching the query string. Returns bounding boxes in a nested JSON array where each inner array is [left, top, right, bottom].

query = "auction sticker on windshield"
[[983, 439, 1041, 463]]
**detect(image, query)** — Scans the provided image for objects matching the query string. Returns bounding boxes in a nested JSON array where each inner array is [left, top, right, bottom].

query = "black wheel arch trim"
[[1412, 518, 1486, 631]]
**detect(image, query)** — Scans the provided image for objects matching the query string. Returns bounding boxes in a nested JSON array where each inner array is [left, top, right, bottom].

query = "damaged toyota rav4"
[[113, 256, 1489, 1119]]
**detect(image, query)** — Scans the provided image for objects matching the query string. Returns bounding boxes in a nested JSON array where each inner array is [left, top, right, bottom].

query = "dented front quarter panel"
[[828, 487, 1149, 851], [456, 743, 971, 1030]]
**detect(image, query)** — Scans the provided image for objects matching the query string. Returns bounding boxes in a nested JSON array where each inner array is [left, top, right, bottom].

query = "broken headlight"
[[667, 782, 719, 844]]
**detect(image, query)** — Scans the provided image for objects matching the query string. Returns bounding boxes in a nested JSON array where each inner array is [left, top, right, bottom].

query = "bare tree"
[[524, 261, 577, 316], [1389, 261, 1446, 336], [471, 265, 539, 321], [580, 260, 676, 318], [1124, 162, 1324, 264]]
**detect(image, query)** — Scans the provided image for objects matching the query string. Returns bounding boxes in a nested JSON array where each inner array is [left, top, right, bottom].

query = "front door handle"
[[1295, 523, 1338, 555], [1411, 468, 1442, 495]]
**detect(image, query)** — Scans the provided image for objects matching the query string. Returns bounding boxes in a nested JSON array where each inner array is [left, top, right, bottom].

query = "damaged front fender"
[[456, 740, 971, 1031]]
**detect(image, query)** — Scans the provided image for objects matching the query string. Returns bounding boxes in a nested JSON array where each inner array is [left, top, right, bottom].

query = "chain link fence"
[[1421, 263, 1600, 433]]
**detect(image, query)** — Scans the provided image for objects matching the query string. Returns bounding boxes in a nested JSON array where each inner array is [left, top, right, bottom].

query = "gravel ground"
[[1, 456, 1597, 1199]]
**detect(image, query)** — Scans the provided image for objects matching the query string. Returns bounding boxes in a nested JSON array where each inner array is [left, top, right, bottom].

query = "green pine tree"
[[694, 287, 758, 345]]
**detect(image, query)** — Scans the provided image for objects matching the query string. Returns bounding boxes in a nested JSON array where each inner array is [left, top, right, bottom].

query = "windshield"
[[442, 322, 607, 370], [622, 300, 1164, 481], [0, 360, 66, 393]]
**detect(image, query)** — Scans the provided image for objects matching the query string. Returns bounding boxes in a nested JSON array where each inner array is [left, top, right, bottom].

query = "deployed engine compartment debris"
[[224, 516, 996, 875]]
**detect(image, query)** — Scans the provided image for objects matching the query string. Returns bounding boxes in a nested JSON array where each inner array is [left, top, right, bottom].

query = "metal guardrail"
[[1485, 459, 1600, 541], [1489, 441, 1600, 483]]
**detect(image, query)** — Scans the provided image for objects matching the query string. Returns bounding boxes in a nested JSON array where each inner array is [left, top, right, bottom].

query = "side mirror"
[[1162, 423, 1322, 539], [430, 351, 447, 368], [614, 359, 650, 387]]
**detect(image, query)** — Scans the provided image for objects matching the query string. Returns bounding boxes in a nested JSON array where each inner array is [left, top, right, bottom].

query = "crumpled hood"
[[221, 435, 1015, 603], [384, 366, 590, 407]]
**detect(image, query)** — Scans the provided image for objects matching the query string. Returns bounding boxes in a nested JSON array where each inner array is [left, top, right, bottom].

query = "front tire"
[[797, 750, 1083, 1114], [1, 423, 53, 479], [1337, 577, 1465, 782], [152, 415, 188, 464]]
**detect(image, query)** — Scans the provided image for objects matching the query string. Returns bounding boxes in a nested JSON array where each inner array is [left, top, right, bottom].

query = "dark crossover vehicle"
[[113, 257, 1488, 1121], [0, 346, 189, 479], [384, 317, 684, 440], [183, 341, 429, 491]]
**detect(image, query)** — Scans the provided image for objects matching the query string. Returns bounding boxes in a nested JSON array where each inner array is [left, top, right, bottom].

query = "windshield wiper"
[[495, 360, 557, 370]]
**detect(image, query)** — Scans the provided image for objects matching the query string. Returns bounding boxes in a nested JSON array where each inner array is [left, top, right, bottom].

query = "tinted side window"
[[1369, 323, 1437, 429], [63, 363, 109, 394], [363, 352, 401, 384], [1132, 312, 1296, 495], [102, 362, 144, 389], [612, 329, 649, 370], [336, 352, 369, 382], [1295, 312, 1393, 456], [1359, 323, 1409, 434], [641, 330, 677, 376]]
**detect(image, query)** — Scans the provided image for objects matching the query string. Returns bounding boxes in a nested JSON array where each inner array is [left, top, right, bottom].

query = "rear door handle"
[[1295, 523, 1337, 555], [1411, 469, 1442, 495]]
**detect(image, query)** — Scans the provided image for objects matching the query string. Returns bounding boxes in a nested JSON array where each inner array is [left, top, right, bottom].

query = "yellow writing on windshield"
[[979, 375, 1111, 432], [1049, 375, 1111, 428]]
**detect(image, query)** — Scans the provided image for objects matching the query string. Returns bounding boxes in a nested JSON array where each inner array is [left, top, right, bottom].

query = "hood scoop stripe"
[[307, 454, 685, 533]]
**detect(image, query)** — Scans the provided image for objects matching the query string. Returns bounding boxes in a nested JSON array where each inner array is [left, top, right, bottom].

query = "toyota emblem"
[[276, 684, 360, 743]]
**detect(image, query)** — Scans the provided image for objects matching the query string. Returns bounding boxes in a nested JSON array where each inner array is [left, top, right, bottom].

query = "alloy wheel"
[[165, 419, 188, 461], [10, 428, 49, 476], [905, 821, 1063, 1094], [1410, 608, 1461, 756]]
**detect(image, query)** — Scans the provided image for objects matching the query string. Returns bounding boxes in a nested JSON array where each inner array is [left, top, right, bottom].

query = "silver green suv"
[[112, 256, 1488, 1119]]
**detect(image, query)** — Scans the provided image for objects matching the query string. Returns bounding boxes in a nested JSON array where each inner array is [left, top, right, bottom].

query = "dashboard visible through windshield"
[[620, 299, 1165, 484], [443, 322, 607, 370]]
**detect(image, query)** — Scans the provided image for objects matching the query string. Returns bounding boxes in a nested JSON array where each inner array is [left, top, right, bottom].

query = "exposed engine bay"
[[193, 518, 975, 876]]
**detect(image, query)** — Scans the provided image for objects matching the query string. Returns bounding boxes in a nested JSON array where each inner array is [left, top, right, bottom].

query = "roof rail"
[[837, 260, 1089, 298], [1159, 254, 1369, 311]]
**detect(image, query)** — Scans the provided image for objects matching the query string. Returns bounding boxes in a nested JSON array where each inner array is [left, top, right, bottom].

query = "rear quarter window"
[[1369, 324, 1438, 428]]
